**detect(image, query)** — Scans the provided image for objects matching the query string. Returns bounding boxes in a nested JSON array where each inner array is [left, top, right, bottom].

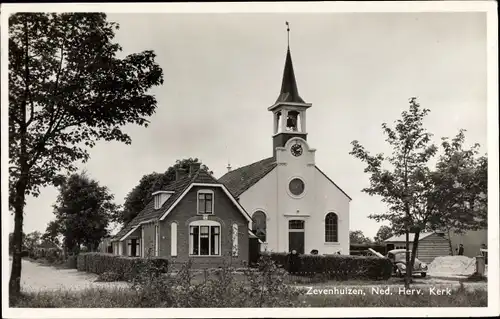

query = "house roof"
[[275, 47, 306, 104], [384, 232, 435, 243], [218, 157, 277, 198], [113, 169, 219, 241]]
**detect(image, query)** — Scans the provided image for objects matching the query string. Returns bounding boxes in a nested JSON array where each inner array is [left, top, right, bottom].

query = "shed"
[[448, 229, 487, 258], [384, 232, 451, 263]]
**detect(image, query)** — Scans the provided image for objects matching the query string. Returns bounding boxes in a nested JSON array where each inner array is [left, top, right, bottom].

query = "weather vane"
[[286, 21, 290, 47]]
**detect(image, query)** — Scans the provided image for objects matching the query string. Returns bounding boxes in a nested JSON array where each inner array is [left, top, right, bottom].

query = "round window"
[[289, 178, 305, 196]]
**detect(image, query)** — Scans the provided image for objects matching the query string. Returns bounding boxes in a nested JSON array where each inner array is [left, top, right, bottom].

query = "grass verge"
[[11, 285, 487, 308], [301, 285, 487, 307]]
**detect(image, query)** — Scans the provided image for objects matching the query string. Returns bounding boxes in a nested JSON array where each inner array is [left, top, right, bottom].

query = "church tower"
[[269, 25, 312, 158]]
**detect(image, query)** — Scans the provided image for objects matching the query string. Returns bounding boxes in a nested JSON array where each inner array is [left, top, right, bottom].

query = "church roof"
[[219, 158, 352, 201], [218, 157, 277, 198], [113, 169, 219, 241], [275, 47, 306, 104]]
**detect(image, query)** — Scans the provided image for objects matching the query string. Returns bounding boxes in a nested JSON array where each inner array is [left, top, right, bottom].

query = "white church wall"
[[313, 167, 350, 255], [275, 137, 318, 253], [237, 168, 278, 252], [238, 136, 350, 255]]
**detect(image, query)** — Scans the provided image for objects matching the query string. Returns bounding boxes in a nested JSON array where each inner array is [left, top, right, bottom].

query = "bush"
[[76, 253, 168, 282], [130, 255, 301, 307], [261, 252, 393, 280], [96, 271, 122, 282]]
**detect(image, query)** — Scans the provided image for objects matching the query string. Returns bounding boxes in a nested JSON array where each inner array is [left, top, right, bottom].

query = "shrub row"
[[66, 255, 78, 269], [77, 253, 169, 281], [261, 252, 393, 280]]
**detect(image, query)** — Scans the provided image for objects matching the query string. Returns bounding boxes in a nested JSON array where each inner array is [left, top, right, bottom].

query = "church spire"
[[276, 22, 306, 104]]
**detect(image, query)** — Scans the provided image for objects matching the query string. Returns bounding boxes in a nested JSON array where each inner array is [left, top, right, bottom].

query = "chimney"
[[227, 163, 232, 172], [175, 168, 188, 181], [189, 163, 202, 177]]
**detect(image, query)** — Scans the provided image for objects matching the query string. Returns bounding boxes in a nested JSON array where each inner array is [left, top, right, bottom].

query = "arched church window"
[[252, 211, 267, 243], [325, 212, 338, 242]]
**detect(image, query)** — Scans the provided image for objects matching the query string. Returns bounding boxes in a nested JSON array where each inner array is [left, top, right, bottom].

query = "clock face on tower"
[[291, 144, 303, 157]]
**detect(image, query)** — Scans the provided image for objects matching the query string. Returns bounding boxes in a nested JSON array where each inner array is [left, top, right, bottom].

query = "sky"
[[9, 12, 487, 239]]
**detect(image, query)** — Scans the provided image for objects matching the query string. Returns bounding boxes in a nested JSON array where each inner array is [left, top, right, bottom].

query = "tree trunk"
[[10, 15, 30, 299], [404, 202, 411, 289], [447, 228, 454, 256], [410, 231, 421, 280], [9, 176, 28, 297], [404, 229, 411, 289]]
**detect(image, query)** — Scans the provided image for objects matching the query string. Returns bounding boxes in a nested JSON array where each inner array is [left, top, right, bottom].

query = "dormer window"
[[197, 190, 214, 214], [153, 191, 175, 210]]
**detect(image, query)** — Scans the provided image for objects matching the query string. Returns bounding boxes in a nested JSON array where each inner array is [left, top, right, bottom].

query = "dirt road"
[[9, 258, 130, 292]]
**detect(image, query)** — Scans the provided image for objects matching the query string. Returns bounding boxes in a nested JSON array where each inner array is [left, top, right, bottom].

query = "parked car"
[[387, 249, 428, 278]]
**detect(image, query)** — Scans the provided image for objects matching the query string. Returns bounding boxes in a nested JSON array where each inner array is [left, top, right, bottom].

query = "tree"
[[349, 230, 372, 244], [374, 225, 393, 243], [52, 172, 118, 253], [118, 158, 211, 224], [9, 13, 163, 296], [41, 220, 63, 247], [350, 97, 439, 288], [24, 231, 42, 255], [429, 130, 487, 254], [350, 98, 486, 289]]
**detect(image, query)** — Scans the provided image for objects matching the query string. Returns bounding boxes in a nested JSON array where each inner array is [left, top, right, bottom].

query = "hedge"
[[76, 253, 169, 281], [66, 255, 78, 269], [261, 252, 393, 280]]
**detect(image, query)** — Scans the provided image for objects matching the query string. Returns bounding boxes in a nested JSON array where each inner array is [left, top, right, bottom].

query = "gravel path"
[[9, 259, 130, 292]]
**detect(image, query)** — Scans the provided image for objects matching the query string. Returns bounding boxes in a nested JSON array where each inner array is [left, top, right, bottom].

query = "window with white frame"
[[126, 239, 140, 257], [127, 240, 132, 256], [197, 190, 214, 214], [189, 220, 220, 256], [251, 211, 267, 242], [325, 212, 338, 242], [154, 195, 161, 210]]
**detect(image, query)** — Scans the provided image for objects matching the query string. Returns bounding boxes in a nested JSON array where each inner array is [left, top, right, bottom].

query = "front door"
[[288, 220, 305, 254]]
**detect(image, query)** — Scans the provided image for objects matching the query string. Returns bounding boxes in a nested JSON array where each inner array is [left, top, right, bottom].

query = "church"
[[219, 43, 351, 256], [109, 39, 351, 265]]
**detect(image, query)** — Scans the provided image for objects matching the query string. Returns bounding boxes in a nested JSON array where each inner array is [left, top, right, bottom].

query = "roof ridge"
[[194, 167, 219, 184], [222, 157, 274, 177]]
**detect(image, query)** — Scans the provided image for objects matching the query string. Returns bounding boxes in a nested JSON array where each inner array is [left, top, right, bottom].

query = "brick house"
[[111, 164, 252, 268]]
